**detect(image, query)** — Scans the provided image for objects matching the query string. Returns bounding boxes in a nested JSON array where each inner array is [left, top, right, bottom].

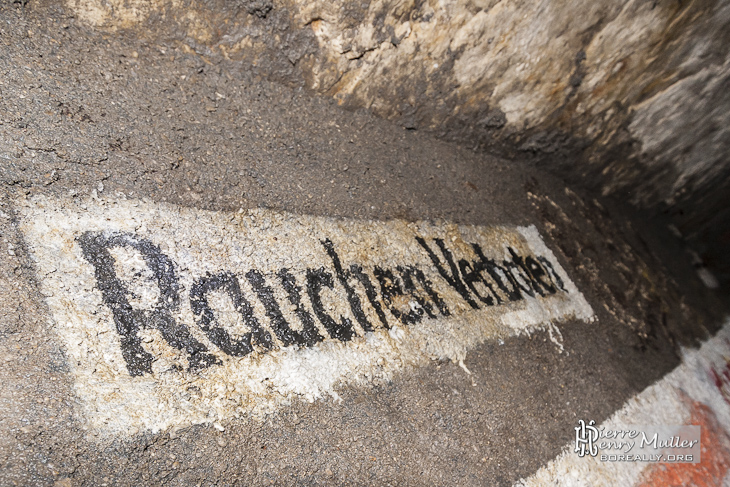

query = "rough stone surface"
[[53, 0, 730, 283], [0, 3, 728, 485]]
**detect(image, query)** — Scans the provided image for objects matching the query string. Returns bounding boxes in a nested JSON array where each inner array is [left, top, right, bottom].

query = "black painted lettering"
[[524, 255, 557, 295], [306, 267, 355, 341], [470, 243, 522, 302], [190, 272, 273, 356], [246, 269, 322, 347], [415, 237, 479, 309], [399, 265, 450, 317], [79, 226, 570, 375], [78, 231, 219, 376], [373, 266, 424, 325], [398, 265, 436, 319], [276, 268, 325, 346], [348, 264, 391, 329], [458, 259, 500, 306], [537, 256, 566, 292], [321, 239, 374, 332], [504, 248, 536, 298]]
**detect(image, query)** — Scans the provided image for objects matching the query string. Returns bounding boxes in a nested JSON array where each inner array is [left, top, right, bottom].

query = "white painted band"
[[18, 195, 593, 436]]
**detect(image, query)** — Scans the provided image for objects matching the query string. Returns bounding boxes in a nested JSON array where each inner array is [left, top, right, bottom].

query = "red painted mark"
[[709, 358, 730, 406], [637, 400, 730, 487]]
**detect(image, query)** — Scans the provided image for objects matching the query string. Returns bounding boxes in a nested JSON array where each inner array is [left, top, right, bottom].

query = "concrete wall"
[[59, 0, 730, 281]]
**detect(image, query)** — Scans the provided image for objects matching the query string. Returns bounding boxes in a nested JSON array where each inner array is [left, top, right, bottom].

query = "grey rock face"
[[58, 0, 730, 281]]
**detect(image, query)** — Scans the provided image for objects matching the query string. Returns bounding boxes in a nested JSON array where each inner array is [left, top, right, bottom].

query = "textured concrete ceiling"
[[34, 0, 730, 283]]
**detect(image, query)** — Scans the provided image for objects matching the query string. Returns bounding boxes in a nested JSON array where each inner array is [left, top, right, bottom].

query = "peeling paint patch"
[[18, 195, 592, 436]]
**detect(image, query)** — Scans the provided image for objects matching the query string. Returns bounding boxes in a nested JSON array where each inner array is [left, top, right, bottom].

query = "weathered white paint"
[[18, 195, 593, 436]]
